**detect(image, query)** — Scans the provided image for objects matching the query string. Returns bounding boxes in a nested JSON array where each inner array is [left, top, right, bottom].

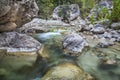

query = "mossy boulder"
[[41, 63, 94, 80]]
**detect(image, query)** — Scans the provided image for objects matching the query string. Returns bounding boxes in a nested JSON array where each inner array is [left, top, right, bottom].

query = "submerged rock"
[[41, 63, 94, 80], [0, 32, 41, 56], [99, 59, 118, 69], [63, 33, 88, 56]]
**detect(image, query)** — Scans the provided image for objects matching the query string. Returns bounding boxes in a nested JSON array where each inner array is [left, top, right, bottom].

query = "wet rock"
[[52, 4, 80, 23], [110, 22, 120, 30], [98, 38, 114, 48], [41, 63, 94, 80], [0, 32, 41, 56], [91, 24, 105, 34], [99, 59, 118, 69], [0, 0, 39, 32], [63, 33, 88, 56]]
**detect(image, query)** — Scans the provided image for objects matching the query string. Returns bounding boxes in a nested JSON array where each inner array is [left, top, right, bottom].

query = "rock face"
[[52, 4, 80, 23], [0, 0, 39, 32], [63, 33, 88, 56], [0, 32, 41, 56], [41, 63, 94, 80]]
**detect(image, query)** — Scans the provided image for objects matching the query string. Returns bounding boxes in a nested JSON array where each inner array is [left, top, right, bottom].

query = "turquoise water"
[[0, 32, 120, 80]]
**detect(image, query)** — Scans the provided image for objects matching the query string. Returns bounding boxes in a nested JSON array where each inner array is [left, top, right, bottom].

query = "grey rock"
[[103, 32, 112, 39], [98, 0, 113, 9], [91, 24, 105, 34], [110, 38, 116, 42], [111, 31, 120, 40], [0, 22, 17, 32], [17, 18, 70, 33], [0, 32, 41, 54], [116, 37, 120, 42], [63, 33, 88, 56], [112, 34, 120, 39], [117, 30, 120, 34], [52, 4, 80, 23], [110, 22, 120, 30], [0, 0, 39, 32], [98, 38, 114, 48], [81, 25, 92, 31]]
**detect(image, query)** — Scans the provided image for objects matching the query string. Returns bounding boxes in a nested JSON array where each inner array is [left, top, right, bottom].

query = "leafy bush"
[[98, 7, 111, 20], [111, 0, 120, 22], [35, 0, 97, 19]]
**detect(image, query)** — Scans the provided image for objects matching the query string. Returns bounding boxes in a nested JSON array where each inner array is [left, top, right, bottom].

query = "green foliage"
[[78, 0, 97, 18], [111, 0, 120, 22], [98, 7, 111, 20], [89, 14, 96, 24], [89, 6, 111, 24], [36, 0, 54, 19], [36, 0, 97, 19]]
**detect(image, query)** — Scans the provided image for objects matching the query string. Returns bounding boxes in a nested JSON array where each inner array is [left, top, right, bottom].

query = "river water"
[[0, 31, 120, 80]]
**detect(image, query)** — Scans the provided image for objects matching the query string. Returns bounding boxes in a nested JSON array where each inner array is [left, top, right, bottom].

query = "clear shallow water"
[[0, 32, 120, 80]]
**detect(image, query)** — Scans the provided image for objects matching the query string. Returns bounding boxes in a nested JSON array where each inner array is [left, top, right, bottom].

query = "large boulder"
[[0, 32, 41, 56], [0, 0, 39, 32], [52, 4, 80, 23], [63, 33, 88, 56], [41, 63, 94, 80], [17, 18, 70, 34]]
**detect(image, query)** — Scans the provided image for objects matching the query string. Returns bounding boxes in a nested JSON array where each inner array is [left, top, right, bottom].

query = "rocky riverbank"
[[0, 0, 120, 80]]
